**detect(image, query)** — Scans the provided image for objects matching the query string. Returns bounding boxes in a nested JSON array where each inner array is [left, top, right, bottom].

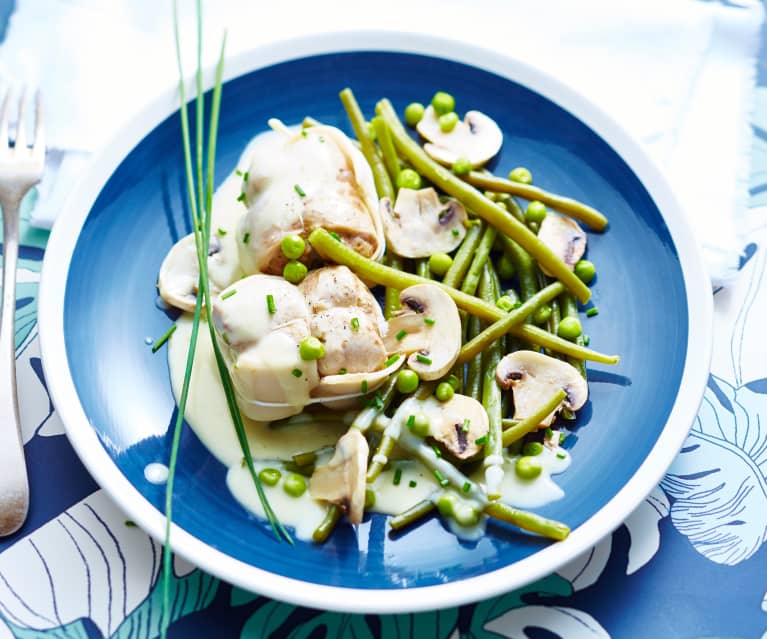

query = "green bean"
[[465, 314, 483, 401], [458, 282, 565, 364], [376, 99, 591, 303], [545, 297, 561, 357], [373, 116, 400, 184], [339, 89, 394, 201], [313, 505, 343, 543], [460, 225, 498, 295], [559, 292, 587, 379], [443, 222, 484, 288], [293, 449, 321, 467], [501, 193, 527, 224], [367, 435, 396, 482], [353, 374, 399, 432], [415, 258, 431, 279], [269, 409, 356, 430], [484, 501, 570, 541], [502, 389, 566, 447], [499, 234, 538, 302], [465, 172, 608, 231], [389, 499, 436, 531], [384, 254, 404, 319], [308, 229, 618, 363], [480, 265, 503, 499]]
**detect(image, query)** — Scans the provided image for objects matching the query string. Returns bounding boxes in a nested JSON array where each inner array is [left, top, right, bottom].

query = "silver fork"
[[0, 89, 44, 536]]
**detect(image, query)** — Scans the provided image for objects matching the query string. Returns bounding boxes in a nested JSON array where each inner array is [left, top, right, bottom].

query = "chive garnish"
[[462, 418, 471, 433], [384, 354, 400, 367], [545, 427, 554, 438], [217, 227, 227, 236], [452, 228, 460, 236], [291, 368, 303, 378], [243, 171, 249, 182], [329, 231, 341, 241], [243, 232, 250, 244], [434, 470, 449, 487], [294, 183, 306, 197], [393, 468, 402, 485], [409, 480, 417, 488], [351, 317, 360, 331], [431, 444, 442, 458], [416, 354, 432, 365], [559, 432, 566, 444], [301, 129, 308, 138], [339, 368, 347, 375], [583, 334, 590, 346], [151, 324, 177, 353], [319, 136, 325, 142], [266, 294, 276, 314], [424, 318, 435, 325], [237, 192, 246, 202], [462, 481, 471, 493], [475, 435, 487, 445], [221, 289, 236, 300], [395, 329, 407, 340], [407, 414, 416, 427], [586, 307, 599, 317], [125, 519, 137, 527], [235, 169, 243, 176], [361, 380, 368, 394], [557, 452, 566, 459]]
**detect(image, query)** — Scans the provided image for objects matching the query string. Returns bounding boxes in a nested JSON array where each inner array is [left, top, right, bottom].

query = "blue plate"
[[39, 33, 712, 613]]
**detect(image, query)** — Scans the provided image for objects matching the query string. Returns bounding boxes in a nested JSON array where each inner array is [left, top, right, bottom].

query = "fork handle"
[[0, 195, 30, 536]]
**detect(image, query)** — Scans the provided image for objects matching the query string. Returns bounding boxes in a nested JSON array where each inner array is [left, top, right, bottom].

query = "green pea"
[[438, 112, 459, 133], [436, 493, 456, 517], [299, 336, 325, 360], [508, 167, 533, 184], [397, 168, 422, 190], [445, 374, 461, 391], [574, 259, 596, 284], [404, 102, 425, 126], [532, 304, 552, 325], [496, 253, 516, 280], [522, 441, 545, 457], [525, 200, 547, 224], [557, 316, 582, 340], [258, 467, 281, 486], [408, 412, 430, 437], [365, 488, 376, 509], [280, 233, 306, 259], [283, 260, 307, 284], [431, 91, 455, 115], [428, 252, 453, 276], [396, 369, 420, 394], [515, 456, 543, 480], [283, 472, 307, 497], [435, 382, 454, 402], [451, 157, 472, 175], [495, 295, 515, 313]]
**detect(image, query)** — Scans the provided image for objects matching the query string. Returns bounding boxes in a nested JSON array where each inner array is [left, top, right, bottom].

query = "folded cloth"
[[0, 0, 762, 286]]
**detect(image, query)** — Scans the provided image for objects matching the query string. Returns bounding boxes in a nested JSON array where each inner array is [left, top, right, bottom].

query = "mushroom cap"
[[383, 284, 461, 380], [416, 105, 503, 167], [536, 213, 587, 277], [379, 188, 467, 258], [310, 429, 369, 524], [496, 350, 588, 426], [158, 232, 243, 312], [396, 394, 489, 460]]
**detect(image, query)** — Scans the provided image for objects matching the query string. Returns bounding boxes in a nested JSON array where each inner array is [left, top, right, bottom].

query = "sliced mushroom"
[[310, 429, 369, 524], [158, 232, 243, 312], [312, 353, 405, 406], [396, 394, 489, 461], [379, 188, 467, 258], [416, 105, 503, 168], [383, 284, 461, 380], [496, 351, 588, 426], [536, 213, 587, 277]]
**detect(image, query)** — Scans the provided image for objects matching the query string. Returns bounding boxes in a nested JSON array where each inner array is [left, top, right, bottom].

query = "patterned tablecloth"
[[2, 11, 767, 639]]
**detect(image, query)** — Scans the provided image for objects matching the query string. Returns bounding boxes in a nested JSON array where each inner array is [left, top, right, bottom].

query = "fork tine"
[[32, 91, 44, 161], [0, 89, 10, 153], [14, 87, 27, 151]]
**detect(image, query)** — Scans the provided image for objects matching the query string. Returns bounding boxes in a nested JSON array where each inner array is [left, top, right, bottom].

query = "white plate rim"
[[38, 30, 713, 614]]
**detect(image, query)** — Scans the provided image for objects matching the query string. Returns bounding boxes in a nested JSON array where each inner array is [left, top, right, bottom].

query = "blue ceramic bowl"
[[39, 33, 712, 613]]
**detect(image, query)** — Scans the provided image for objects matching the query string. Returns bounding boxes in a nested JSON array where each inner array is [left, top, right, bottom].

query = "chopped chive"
[[462, 481, 471, 493], [235, 169, 243, 176], [319, 136, 325, 142], [294, 184, 306, 197], [462, 418, 471, 433], [557, 452, 566, 459], [351, 317, 360, 331], [361, 380, 368, 394], [217, 227, 227, 236], [243, 171, 249, 182], [221, 289, 237, 300], [424, 318, 435, 325], [407, 414, 416, 427], [384, 354, 400, 367], [416, 354, 432, 365], [452, 228, 460, 236], [395, 329, 407, 341], [240, 457, 247, 468], [409, 480, 417, 488], [545, 427, 554, 438], [329, 231, 341, 241], [291, 368, 303, 378], [237, 192, 246, 202], [125, 519, 137, 527], [151, 324, 177, 353], [586, 307, 599, 317], [301, 130, 308, 138], [243, 232, 250, 244], [474, 435, 487, 445], [339, 368, 347, 375], [393, 468, 402, 486], [431, 444, 442, 458], [583, 334, 590, 346], [433, 470, 449, 487], [266, 294, 276, 314]]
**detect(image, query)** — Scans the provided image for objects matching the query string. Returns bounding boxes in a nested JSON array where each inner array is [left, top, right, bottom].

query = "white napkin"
[[0, 0, 762, 286]]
